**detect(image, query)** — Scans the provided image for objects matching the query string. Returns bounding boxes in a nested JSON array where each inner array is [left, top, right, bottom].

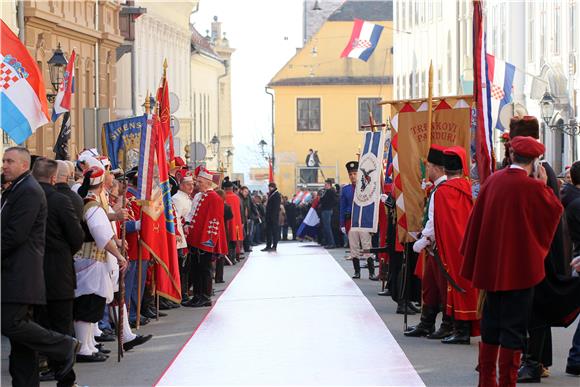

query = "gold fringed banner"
[[390, 97, 473, 243]]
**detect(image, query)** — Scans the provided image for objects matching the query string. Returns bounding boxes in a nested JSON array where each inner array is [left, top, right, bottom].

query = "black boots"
[[352, 257, 378, 280], [352, 258, 361, 279], [427, 313, 454, 339], [404, 305, 437, 337], [441, 320, 471, 344], [367, 257, 378, 281]]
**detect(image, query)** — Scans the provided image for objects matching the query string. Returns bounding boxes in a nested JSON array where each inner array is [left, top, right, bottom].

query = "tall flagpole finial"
[[144, 91, 151, 114], [163, 58, 168, 78]]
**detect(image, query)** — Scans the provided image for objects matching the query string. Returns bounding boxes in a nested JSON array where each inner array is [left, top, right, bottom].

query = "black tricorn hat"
[[345, 161, 359, 172]]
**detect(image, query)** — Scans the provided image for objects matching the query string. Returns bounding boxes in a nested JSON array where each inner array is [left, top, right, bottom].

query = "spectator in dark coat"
[[565, 161, 580, 376], [1, 147, 78, 387], [284, 197, 297, 240], [262, 183, 281, 251], [55, 160, 83, 220], [239, 186, 253, 252], [33, 157, 84, 384], [319, 179, 337, 248]]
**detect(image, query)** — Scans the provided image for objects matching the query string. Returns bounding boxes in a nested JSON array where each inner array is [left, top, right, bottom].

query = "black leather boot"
[[352, 258, 361, 279], [404, 305, 437, 337], [517, 358, 542, 383], [367, 257, 378, 281], [441, 320, 471, 344], [427, 313, 454, 339]]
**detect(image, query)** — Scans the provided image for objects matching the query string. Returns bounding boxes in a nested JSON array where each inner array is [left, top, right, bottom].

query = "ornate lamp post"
[[540, 91, 579, 165], [46, 43, 68, 103], [540, 91, 580, 136]]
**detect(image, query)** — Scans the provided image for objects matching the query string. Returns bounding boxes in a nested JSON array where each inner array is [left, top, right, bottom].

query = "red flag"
[[156, 64, 175, 167], [473, 0, 495, 183], [140, 115, 181, 302], [268, 158, 274, 183]]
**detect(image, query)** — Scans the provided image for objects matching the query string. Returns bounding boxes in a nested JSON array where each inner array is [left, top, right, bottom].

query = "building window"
[[500, 4, 506, 59], [540, 4, 546, 59], [297, 98, 321, 131], [414, 2, 419, 26], [527, 3, 535, 62], [358, 98, 383, 130], [571, 1, 577, 52], [553, 4, 561, 55]]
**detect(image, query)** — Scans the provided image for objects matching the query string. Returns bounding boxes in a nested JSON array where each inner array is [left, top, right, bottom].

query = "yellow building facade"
[[269, 1, 393, 196]]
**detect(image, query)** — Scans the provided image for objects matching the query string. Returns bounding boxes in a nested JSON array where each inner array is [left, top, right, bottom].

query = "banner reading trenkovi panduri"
[[351, 130, 385, 233], [391, 97, 473, 243]]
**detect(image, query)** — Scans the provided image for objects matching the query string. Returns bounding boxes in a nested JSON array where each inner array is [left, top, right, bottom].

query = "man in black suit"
[[33, 158, 84, 385], [55, 160, 83, 220], [262, 182, 281, 252], [1, 147, 78, 387]]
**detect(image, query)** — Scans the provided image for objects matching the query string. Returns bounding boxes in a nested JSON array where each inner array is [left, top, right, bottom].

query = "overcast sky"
[[192, 0, 304, 175]]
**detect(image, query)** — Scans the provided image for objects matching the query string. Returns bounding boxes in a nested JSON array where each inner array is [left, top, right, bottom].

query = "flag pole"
[[117, 133, 129, 362], [136, 92, 150, 330], [427, 61, 433, 149], [153, 88, 161, 322]]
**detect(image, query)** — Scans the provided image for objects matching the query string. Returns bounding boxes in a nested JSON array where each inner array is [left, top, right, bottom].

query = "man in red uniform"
[[407, 145, 452, 339], [431, 146, 479, 345], [222, 177, 244, 262], [461, 136, 563, 387], [184, 167, 227, 307]]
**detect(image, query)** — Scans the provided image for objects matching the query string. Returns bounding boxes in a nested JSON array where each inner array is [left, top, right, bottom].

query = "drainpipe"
[[217, 60, 229, 167], [94, 1, 100, 148], [265, 87, 275, 169], [17, 0, 24, 42]]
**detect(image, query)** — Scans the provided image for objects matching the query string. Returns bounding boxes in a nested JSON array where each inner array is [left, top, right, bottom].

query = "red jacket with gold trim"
[[186, 189, 227, 254]]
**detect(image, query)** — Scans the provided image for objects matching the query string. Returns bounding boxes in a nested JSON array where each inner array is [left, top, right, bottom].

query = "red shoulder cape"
[[460, 168, 563, 291], [434, 178, 479, 322], [187, 190, 228, 254], [225, 191, 243, 241]]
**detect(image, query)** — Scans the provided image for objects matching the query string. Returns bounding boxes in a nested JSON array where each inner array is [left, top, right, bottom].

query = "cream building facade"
[[393, 0, 579, 173], [188, 16, 235, 174], [2, 0, 123, 157], [116, 0, 196, 158]]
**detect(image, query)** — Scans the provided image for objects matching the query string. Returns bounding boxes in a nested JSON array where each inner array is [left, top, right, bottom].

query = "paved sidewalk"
[[325, 242, 579, 387]]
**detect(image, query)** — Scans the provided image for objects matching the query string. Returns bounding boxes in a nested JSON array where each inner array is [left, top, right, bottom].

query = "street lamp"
[[539, 91, 580, 136], [47, 43, 68, 103], [258, 139, 267, 157], [210, 135, 220, 156]]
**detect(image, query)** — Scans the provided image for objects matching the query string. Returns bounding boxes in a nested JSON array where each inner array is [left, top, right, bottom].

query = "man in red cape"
[[183, 167, 227, 308], [222, 178, 244, 262], [406, 144, 453, 339], [428, 146, 479, 345], [461, 136, 563, 387]]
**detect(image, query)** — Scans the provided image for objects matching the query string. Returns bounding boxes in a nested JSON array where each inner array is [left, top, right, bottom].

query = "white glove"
[[380, 194, 388, 203], [135, 220, 141, 231], [571, 255, 580, 274], [341, 227, 346, 234], [412, 237, 430, 253]]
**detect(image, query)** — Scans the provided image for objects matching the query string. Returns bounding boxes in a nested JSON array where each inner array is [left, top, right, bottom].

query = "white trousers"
[[348, 229, 372, 259]]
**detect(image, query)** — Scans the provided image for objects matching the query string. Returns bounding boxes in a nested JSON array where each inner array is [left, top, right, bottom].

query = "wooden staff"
[[136, 92, 151, 330], [117, 135, 129, 362], [427, 61, 434, 149]]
